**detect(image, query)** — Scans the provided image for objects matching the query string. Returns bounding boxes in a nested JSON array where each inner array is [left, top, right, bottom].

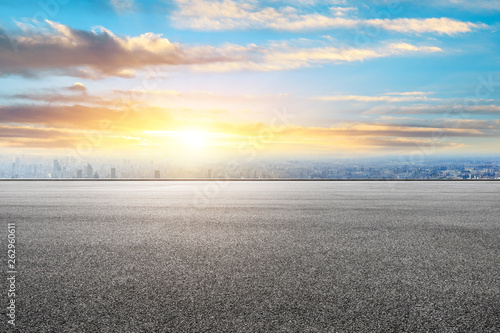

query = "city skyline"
[[1, 1, 500, 159], [3, 154, 500, 180]]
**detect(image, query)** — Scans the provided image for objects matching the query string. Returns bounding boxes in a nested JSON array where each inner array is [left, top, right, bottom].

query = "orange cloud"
[[0, 88, 497, 154]]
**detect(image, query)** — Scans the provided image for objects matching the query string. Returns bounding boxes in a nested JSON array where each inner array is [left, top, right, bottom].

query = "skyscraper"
[[86, 164, 94, 178], [52, 159, 61, 178]]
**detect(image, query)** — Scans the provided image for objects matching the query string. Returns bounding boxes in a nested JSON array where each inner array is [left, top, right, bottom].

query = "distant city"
[[1, 155, 500, 180]]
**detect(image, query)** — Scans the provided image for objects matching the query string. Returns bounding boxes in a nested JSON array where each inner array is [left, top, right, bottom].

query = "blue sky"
[[0, 0, 499, 158]]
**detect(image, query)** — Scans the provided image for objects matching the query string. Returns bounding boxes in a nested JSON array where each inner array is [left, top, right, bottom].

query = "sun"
[[174, 130, 210, 148], [142, 129, 240, 154]]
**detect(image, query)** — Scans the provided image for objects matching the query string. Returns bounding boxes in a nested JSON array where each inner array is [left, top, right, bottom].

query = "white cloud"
[[316, 94, 441, 102], [330, 6, 358, 17], [172, 0, 486, 35], [370, 18, 485, 35], [191, 42, 442, 72], [384, 91, 433, 96], [110, 0, 135, 13], [365, 103, 500, 114], [395, 0, 500, 12]]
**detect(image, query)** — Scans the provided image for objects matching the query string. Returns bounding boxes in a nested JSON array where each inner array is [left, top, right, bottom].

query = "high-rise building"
[[86, 164, 94, 178], [76, 170, 83, 178], [52, 159, 61, 178], [111, 168, 116, 179]]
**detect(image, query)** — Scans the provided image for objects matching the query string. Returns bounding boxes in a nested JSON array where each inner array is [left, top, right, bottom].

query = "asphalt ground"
[[1, 181, 499, 332]]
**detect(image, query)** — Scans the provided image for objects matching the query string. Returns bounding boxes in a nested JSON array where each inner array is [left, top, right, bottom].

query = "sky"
[[0, 0, 499, 160]]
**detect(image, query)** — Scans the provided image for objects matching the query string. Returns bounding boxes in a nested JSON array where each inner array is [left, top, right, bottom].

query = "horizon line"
[[1, 178, 499, 182]]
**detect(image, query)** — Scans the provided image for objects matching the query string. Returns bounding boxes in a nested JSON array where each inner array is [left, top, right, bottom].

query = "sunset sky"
[[1, 0, 499, 159]]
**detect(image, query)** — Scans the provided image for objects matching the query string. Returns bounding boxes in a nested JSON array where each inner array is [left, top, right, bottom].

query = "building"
[[154, 170, 161, 179], [111, 168, 116, 179], [76, 170, 83, 178], [85, 163, 94, 178], [52, 159, 61, 178]]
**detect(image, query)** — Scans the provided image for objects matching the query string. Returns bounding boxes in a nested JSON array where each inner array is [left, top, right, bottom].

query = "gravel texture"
[[1, 181, 499, 332]]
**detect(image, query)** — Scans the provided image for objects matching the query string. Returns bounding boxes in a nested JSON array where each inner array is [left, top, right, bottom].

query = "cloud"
[[315, 93, 441, 102], [369, 17, 485, 35], [375, 116, 500, 131], [110, 0, 135, 13], [384, 91, 433, 96], [2, 84, 112, 104], [0, 119, 486, 152], [266, 43, 437, 64], [0, 104, 174, 131], [0, 99, 496, 152], [0, 21, 242, 78], [365, 103, 500, 114], [192, 42, 442, 72], [0, 125, 82, 149], [392, 0, 500, 12], [5, 93, 93, 104], [434, 118, 500, 130], [0, 22, 443, 77], [279, 124, 485, 138], [331, 6, 358, 17], [172, 0, 485, 34], [0, 125, 73, 139], [353, 138, 465, 149], [3, 84, 293, 111], [67, 83, 87, 93], [111, 89, 290, 104]]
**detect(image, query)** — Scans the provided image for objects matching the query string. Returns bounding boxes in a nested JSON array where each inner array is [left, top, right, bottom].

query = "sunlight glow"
[[174, 130, 210, 147]]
